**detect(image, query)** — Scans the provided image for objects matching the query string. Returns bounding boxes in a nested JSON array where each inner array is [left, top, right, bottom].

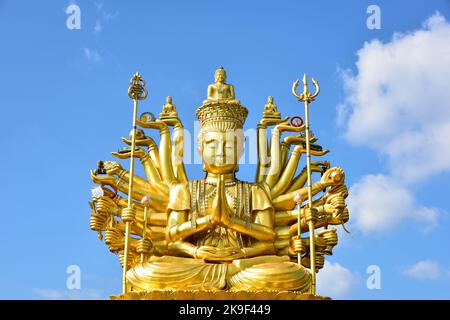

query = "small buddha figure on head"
[[204, 66, 240, 105]]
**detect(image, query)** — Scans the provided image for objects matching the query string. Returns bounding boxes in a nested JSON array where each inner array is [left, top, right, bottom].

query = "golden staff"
[[141, 205, 149, 263], [293, 193, 303, 266], [121, 72, 148, 294], [139, 196, 153, 263], [292, 74, 320, 295]]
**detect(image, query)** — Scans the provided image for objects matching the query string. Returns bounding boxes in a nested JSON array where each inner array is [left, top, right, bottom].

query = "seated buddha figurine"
[[126, 91, 311, 292], [159, 96, 178, 119], [203, 66, 241, 106], [263, 96, 281, 119]]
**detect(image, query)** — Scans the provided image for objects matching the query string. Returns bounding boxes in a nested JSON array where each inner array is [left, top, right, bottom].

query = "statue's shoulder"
[[244, 181, 270, 195], [242, 181, 273, 212], [168, 181, 191, 212]]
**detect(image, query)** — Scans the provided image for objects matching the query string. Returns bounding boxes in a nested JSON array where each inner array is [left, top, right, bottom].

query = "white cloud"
[[317, 262, 358, 299], [33, 288, 104, 300], [403, 259, 448, 280], [93, 1, 118, 35], [339, 12, 450, 183], [103, 12, 119, 21], [94, 21, 103, 35], [94, 1, 103, 11], [33, 288, 64, 300], [338, 13, 450, 234], [348, 174, 439, 234], [83, 47, 101, 63]]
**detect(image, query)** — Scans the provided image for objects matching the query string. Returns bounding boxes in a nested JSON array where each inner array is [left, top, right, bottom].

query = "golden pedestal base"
[[111, 290, 330, 300]]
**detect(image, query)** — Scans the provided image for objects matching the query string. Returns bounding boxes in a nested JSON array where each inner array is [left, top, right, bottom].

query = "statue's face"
[[200, 129, 243, 174], [215, 70, 226, 83]]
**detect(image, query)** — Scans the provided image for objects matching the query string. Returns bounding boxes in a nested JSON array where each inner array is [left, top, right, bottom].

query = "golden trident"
[[292, 74, 320, 295], [121, 72, 148, 294]]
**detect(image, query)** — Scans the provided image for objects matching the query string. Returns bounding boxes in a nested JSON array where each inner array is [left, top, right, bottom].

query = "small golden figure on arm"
[[160, 96, 178, 119], [263, 96, 281, 119]]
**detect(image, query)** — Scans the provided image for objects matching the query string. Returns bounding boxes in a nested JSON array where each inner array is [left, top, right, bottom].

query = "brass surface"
[[89, 67, 349, 299], [111, 290, 330, 300]]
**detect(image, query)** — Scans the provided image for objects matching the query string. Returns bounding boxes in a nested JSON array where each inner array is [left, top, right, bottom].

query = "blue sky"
[[0, 0, 449, 299]]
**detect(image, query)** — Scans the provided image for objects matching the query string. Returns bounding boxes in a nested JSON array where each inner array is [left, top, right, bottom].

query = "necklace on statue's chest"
[[190, 179, 251, 231], [204, 182, 238, 210], [190, 179, 252, 248]]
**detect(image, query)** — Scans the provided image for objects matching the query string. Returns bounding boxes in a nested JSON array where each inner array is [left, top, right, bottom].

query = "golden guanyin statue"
[[89, 68, 349, 299]]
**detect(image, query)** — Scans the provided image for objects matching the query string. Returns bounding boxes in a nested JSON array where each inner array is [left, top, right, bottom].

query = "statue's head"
[[214, 66, 227, 83], [198, 127, 244, 174], [166, 96, 172, 104], [196, 91, 248, 174], [268, 96, 274, 103]]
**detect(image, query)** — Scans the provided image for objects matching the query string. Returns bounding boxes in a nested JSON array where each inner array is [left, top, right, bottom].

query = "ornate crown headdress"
[[196, 67, 248, 130], [196, 103, 248, 130]]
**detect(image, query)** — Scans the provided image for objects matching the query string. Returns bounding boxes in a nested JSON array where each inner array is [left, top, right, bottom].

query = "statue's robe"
[[126, 180, 311, 291]]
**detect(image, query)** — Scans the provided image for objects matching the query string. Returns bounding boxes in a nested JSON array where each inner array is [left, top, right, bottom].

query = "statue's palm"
[[210, 175, 234, 228]]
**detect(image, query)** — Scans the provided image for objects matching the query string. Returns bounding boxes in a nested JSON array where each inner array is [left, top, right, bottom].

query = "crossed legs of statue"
[[126, 255, 311, 292]]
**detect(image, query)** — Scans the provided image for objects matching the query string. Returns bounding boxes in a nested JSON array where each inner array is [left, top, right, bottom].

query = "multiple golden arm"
[[254, 91, 349, 274], [89, 79, 350, 284], [89, 104, 192, 265]]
